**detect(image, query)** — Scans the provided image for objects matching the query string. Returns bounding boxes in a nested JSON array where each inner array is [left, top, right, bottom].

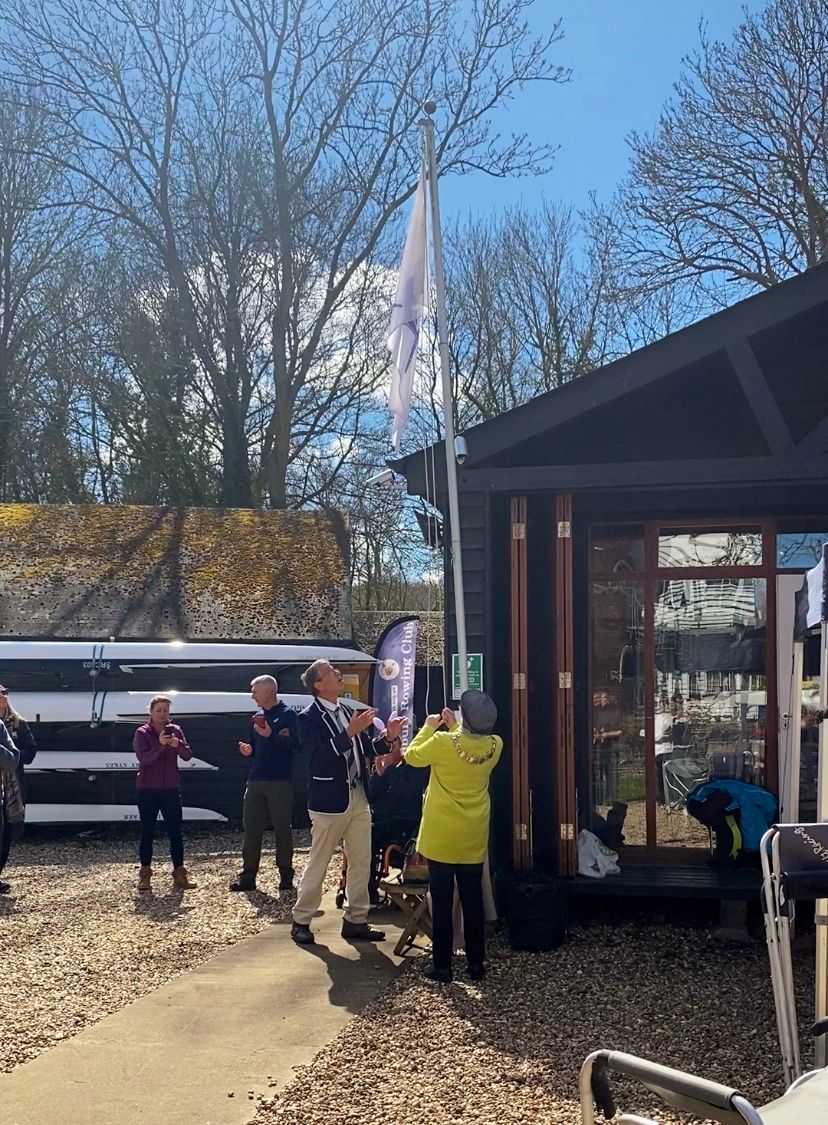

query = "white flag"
[[387, 167, 429, 452]]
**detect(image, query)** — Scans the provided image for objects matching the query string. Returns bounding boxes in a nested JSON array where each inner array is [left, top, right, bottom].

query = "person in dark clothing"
[[0, 685, 36, 894], [367, 750, 428, 902], [230, 675, 299, 893], [592, 688, 623, 806], [0, 722, 20, 772], [133, 695, 194, 892]]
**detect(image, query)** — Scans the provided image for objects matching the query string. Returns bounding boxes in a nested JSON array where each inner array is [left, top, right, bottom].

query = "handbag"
[[2, 769, 25, 824], [402, 841, 429, 883]]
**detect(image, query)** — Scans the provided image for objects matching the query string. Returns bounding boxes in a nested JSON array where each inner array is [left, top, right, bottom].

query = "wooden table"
[[380, 875, 432, 956]]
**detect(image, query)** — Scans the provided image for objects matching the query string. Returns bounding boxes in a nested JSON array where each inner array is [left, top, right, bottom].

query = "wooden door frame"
[[555, 494, 577, 874], [510, 496, 531, 869]]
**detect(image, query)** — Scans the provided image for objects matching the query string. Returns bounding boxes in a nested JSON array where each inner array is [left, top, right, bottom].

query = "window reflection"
[[777, 533, 828, 569], [589, 582, 645, 847], [659, 528, 762, 568], [590, 525, 645, 575], [654, 577, 766, 848]]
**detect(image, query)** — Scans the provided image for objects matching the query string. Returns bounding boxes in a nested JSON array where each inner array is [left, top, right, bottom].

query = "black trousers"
[[0, 822, 14, 876], [427, 858, 485, 972], [137, 788, 184, 868]]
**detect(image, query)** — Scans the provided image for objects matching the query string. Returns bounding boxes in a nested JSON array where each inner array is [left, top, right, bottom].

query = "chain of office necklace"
[[450, 730, 497, 764]]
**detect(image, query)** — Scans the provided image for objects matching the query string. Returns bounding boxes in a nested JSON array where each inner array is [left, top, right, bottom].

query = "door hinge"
[[560, 823, 575, 841], [512, 522, 525, 540], [515, 823, 528, 841], [558, 671, 572, 689], [557, 520, 571, 538], [513, 672, 526, 690]]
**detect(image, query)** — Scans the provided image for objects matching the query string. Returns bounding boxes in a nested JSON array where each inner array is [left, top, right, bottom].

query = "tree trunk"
[[220, 411, 255, 507], [264, 409, 291, 509], [0, 349, 8, 500]]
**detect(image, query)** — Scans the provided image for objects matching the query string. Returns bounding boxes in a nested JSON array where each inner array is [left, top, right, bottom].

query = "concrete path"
[[0, 893, 412, 1125]]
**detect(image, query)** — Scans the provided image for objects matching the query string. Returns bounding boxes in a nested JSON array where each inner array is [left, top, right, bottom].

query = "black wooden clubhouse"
[[392, 262, 828, 889]]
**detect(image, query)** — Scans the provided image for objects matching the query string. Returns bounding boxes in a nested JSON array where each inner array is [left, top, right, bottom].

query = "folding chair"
[[380, 876, 432, 956], [335, 841, 406, 910], [579, 822, 828, 1124], [579, 1049, 828, 1124], [662, 756, 708, 813], [760, 823, 828, 1084]]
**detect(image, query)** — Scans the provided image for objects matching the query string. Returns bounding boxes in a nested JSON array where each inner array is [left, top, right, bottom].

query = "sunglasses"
[[0, 690, 7, 696]]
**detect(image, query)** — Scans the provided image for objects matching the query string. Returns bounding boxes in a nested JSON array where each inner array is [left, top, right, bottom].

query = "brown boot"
[[137, 866, 152, 892], [172, 866, 195, 889]]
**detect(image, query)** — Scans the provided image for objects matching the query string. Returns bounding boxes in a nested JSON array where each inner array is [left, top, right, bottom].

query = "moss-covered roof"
[[352, 610, 444, 666], [0, 504, 351, 640]]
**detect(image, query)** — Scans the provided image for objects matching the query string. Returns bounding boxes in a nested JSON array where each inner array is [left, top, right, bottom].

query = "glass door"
[[588, 521, 770, 859], [587, 526, 646, 848], [653, 575, 767, 848]]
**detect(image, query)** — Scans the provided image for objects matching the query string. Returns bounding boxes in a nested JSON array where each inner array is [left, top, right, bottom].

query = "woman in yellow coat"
[[404, 690, 502, 983]]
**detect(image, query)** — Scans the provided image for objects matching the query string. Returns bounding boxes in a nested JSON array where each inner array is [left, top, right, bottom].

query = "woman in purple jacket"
[[133, 695, 194, 892]]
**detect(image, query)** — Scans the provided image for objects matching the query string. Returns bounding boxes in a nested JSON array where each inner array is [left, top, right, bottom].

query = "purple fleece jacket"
[[133, 723, 193, 789]]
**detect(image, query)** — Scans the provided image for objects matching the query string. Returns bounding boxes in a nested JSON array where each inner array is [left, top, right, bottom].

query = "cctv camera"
[[366, 468, 396, 488], [454, 435, 468, 465]]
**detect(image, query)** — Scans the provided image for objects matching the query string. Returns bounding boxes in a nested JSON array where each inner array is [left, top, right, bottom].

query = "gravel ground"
[[253, 910, 816, 1125], [2, 832, 818, 1124], [1, 825, 339, 1073]]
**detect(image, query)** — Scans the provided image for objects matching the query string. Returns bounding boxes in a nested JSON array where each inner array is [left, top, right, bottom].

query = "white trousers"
[[293, 786, 372, 926]]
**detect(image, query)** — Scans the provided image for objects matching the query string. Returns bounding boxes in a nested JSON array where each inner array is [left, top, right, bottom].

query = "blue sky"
[[440, 0, 767, 221]]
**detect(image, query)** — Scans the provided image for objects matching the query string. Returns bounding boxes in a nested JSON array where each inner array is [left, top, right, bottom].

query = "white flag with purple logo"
[[387, 166, 429, 452]]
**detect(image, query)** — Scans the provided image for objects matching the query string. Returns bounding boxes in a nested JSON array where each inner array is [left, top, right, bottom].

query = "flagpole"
[[420, 105, 469, 697]]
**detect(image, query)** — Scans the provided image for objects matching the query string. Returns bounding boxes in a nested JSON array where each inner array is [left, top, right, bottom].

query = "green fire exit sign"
[[452, 652, 483, 694]]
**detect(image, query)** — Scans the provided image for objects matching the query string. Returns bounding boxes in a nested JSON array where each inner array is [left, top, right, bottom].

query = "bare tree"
[[0, 0, 260, 501], [90, 253, 223, 505], [0, 0, 568, 508], [0, 81, 86, 499], [622, 0, 828, 303], [437, 200, 617, 428], [443, 216, 525, 423], [228, 0, 568, 506]]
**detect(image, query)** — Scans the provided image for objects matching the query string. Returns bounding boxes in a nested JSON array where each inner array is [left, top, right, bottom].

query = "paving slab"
[[0, 893, 411, 1125]]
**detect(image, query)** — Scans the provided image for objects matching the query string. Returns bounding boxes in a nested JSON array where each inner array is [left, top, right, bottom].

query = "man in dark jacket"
[[290, 659, 405, 945], [0, 716, 21, 894], [230, 675, 299, 893]]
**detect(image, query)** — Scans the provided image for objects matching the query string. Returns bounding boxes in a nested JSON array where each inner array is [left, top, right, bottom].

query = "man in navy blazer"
[[291, 658, 405, 945]]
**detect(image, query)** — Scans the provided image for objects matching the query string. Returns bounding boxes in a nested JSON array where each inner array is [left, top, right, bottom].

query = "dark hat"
[[460, 690, 497, 735]]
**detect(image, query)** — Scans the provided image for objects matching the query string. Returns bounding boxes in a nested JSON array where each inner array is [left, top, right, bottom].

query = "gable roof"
[[392, 261, 828, 493]]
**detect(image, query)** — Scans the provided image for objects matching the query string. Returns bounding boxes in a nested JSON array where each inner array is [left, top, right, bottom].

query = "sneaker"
[[341, 920, 385, 942], [423, 966, 453, 984], [229, 877, 257, 892], [291, 922, 315, 945]]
